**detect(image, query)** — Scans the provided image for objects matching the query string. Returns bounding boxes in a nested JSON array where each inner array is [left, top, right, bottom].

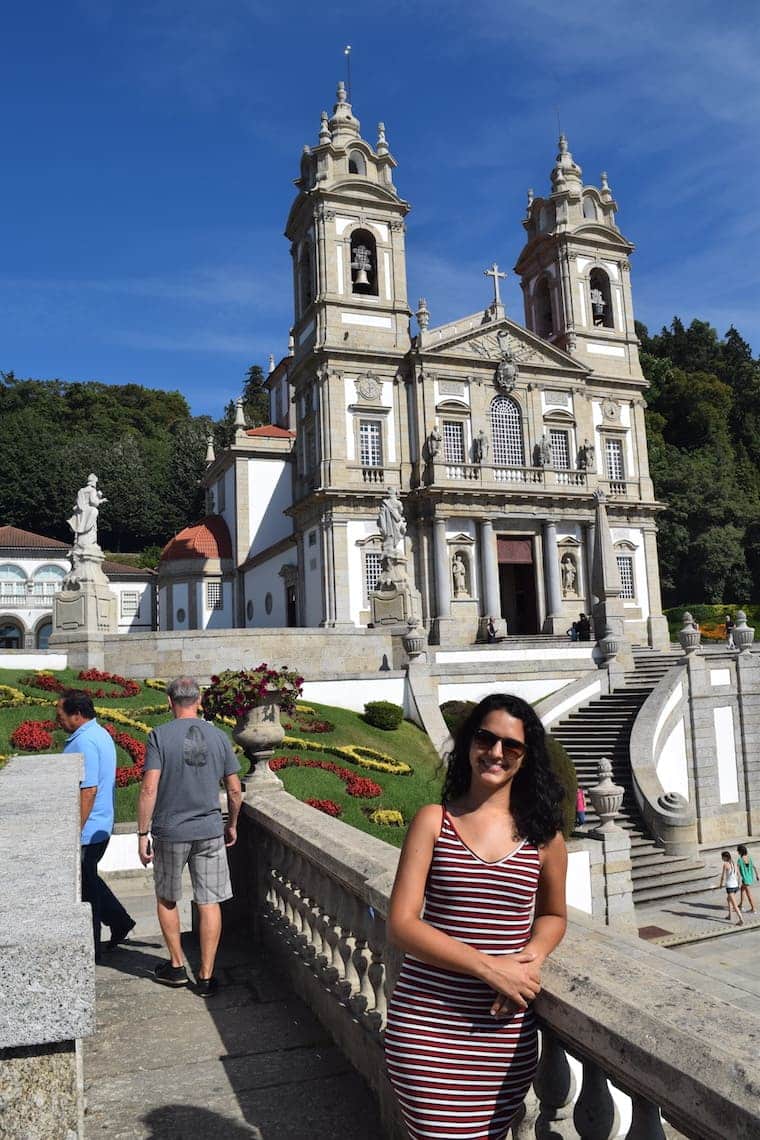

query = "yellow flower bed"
[[282, 735, 412, 775], [145, 678, 167, 692], [94, 707, 153, 734], [0, 684, 28, 707], [368, 808, 404, 827]]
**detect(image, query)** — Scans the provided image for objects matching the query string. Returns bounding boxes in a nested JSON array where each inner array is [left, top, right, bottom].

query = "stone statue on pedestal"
[[474, 429, 489, 464], [452, 554, 467, 597], [370, 488, 421, 630], [377, 487, 406, 554], [67, 474, 107, 552], [53, 473, 117, 637]]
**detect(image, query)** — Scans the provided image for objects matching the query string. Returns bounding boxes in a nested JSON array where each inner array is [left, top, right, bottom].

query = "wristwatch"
[[138, 831, 150, 837]]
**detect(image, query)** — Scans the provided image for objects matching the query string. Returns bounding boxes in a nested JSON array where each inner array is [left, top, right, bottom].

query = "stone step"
[[631, 853, 706, 875], [633, 871, 717, 904]]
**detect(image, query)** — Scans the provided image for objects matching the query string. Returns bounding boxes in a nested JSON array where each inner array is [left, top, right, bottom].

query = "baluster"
[[349, 934, 373, 1014], [337, 928, 360, 999], [625, 1094, 666, 1140], [300, 896, 319, 962], [367, 940, 387, 1027], [574, 1058, 620, 1140], [323, 916, 342, 985], [312, 906, 331, 968], [534, 1029, 576, 1133]]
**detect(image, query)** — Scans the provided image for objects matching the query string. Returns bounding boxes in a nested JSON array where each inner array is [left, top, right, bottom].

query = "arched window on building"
[[534, 277, 554, 338], [348, 150, 366, 175], [0, 563, 26, 601], [349, 228, 378, 296], [582, 195, 598, 220], [0, 619, 23, 648], [490, 396, 525, 467], [589, 267, 614, 328], [298, 241, 314, 315], [36, 619, 52, 649], [32, 564, 65, 597]]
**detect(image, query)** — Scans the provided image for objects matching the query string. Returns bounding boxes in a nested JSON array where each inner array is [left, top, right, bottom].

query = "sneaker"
[[106, 919, 136, 951], [195, 975, 218, 998], [154, 961, 189, 987]]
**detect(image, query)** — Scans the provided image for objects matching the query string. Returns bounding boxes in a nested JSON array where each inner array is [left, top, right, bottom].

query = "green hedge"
[[663, 604, 760, 642], [364, 700, 404, 731]]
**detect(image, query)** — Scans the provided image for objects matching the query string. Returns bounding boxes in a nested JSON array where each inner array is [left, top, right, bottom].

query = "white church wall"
[[172, 583, 189, 630], [246, 458, 292, 558], [438, 677, 576, 705], [0, 652, 68, 670], [656, 718, 689, 801], [200, 579, 233, 631], [303, 528, 323, 627], [302, 675, 405, 712], [611, 527, 650, 619], [158, 585, 169, 629], [244, 550, 295, 628], [110, 581, 153, 633], [347, 520, 377, 625]]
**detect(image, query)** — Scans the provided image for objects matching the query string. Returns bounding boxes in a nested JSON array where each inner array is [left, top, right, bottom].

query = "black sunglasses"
[[472, 728, 526, 759]]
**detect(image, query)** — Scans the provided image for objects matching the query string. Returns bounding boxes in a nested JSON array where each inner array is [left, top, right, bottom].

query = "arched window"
[[32, 564, 65, 597], [582, 195, 597, 220], [589, 267, 614, 328], [490, 396, 525, 467], [0, 619, 23, 648], [534, 277, 553, 338], [348, 150, 366, 175], [0, 564, 26, 599], [36, 619, 52, 649], [298, 242, 314, 315], [349, 228, 378, 296]]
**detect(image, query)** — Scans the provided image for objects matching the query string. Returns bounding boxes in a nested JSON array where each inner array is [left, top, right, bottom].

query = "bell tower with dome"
[[515, 135, 644, 382], [285, 82, 412, 361]]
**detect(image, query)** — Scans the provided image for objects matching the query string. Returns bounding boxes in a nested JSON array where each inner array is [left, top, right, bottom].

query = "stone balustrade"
[[0, 754, 96, 1139], [230, 785, 760, 1140]]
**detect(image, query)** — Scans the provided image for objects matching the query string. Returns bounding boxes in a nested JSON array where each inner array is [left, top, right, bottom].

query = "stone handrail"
[[534, 669, 608, 729], [0, 753, 95, 1138], [628, 662, 698, 857], [231, 786, 759, 1140]]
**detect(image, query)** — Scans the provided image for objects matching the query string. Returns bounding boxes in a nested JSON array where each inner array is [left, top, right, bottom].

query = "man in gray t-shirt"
[[138, 676, 242, 997]]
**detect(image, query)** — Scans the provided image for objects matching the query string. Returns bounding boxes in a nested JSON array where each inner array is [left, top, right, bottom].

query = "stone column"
[[479, 519, 503, 634], [736, 650, 760, 836], [434, 519, 451, 618], [583, 520, 595, 611], [643, 527, 670, 649], [542, 520, 563, 632], [319, 516, 334, 627], [330, 518, 354, 627]]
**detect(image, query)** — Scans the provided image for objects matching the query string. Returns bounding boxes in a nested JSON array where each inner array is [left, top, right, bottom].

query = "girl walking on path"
[[385, 693, 567, 1140], [737, 844, 757, 913], [719, 851, 744, 925]]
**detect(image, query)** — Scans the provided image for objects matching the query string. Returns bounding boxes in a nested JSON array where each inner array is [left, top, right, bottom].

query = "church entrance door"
[[497, 537, 539, 635], [286, 585, 298, 627]]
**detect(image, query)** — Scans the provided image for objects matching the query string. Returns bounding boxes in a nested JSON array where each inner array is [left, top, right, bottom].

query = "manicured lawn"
[[0, 669, 442, 843]]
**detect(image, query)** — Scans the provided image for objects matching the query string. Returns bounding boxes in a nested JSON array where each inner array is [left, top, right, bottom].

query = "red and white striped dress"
[[385, 808, 541, 1140]]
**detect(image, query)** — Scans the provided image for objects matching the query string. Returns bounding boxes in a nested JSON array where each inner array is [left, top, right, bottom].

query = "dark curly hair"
[[441, 693, 564, 846]]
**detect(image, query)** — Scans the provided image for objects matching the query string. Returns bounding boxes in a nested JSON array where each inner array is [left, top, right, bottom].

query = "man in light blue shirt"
[[57, 690, 135, 960]]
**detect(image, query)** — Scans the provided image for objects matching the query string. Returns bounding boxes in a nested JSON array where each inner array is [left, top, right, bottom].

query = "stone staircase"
[[551, 647, 715, 905]]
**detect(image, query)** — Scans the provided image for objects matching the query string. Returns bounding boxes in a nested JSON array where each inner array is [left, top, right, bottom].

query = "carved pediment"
[[422, 315, 588, 375]]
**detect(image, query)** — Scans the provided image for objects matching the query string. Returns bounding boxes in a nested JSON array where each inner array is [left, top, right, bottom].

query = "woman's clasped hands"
[[481, 950, 542, 1017]]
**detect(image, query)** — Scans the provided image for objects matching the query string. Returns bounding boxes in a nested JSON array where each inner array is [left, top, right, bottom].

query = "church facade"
[[159, 83, 668, 648]]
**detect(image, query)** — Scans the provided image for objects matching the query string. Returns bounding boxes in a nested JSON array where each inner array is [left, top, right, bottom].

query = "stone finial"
[[267, 353, 275, 375], [600, 170, 613, 202], [336, 81, 347, 104], [328, 81, 360, 142], [551, 133, 582, 192], [205, 432, 216, 466], [288, 329, 295, 356], [588, 757, 624, 832], [733, 610, 755, 652], [376, 121, 388, 155], [416, 297, 430, 332], [526, 187, 534, 209], [234, 398, 247, 430], [319, 110, 331, 144]]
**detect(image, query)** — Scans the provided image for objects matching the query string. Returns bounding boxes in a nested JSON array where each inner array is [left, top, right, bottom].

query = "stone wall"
[[0, 755, 95, 1139]]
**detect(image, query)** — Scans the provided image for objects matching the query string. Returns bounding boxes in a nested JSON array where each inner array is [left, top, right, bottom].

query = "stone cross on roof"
[[484, 262, 507, 316]]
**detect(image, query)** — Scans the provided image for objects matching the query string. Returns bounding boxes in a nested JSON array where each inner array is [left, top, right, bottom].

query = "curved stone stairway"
[[551, 648, 716, 905]]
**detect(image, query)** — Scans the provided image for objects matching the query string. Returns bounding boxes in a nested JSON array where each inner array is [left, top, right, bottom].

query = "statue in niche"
[[474, 429, 489, 464], [427, 424, 442, 459], [377, 487, 406, 554], [536, 434, 552, 467], [67, 474, 107, 550], [561, 554, 578, 597], [590, 287, 606, 324], [452, 553, 468, 597], [578, 437, 596, 472], [351, 244, 372, 287]]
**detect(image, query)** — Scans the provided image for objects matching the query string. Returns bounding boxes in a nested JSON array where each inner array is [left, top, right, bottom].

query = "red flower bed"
[[22, 669, 141, 699], [10, 720, 55, 751], [270, 755, 382, 798], [105, 725, 147, 787], [305, 798, 342, 817], [283, 712, 335, 734]]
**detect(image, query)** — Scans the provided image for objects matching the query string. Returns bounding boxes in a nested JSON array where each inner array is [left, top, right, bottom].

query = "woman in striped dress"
[[385, 693, 567, 1140]]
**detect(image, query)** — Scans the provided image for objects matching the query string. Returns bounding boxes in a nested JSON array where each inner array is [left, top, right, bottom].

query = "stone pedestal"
[[369, 552, 421, 632], [52, 545, 116, 636]]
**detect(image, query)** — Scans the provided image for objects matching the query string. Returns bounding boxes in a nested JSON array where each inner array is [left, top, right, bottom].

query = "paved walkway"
[[84, 873, 383, 1139]]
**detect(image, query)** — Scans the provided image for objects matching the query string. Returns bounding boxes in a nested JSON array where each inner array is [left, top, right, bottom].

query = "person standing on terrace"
[[385, 693, 567, 1140]]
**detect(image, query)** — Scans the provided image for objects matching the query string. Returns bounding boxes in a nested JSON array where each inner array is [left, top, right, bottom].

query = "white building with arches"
[[0, 526, 156, 649], [164, 84, 667, 648]]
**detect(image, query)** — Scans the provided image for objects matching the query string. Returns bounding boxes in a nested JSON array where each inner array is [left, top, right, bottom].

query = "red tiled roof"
[[160, 515, 233, 562], [103, 559, 155, 577], [245, 425, 295, 438], [0, 525, 69, 550]]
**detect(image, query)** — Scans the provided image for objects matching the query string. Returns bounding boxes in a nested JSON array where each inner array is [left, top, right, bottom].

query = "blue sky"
[[1, 1, 757, 417]]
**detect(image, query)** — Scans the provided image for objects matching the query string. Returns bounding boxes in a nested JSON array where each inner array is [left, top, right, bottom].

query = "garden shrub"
[[440, 700, 476, 734], [364, 700, 404, 731], [546, 734, 578, 840]]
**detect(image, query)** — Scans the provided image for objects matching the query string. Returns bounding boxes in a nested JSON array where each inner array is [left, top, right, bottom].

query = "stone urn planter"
[[733, 610, 755, 653], [678, 612, 701, 654], [403, 618, 427, 660], [202, 665, 304, 792], [588, 757, 624, 832]]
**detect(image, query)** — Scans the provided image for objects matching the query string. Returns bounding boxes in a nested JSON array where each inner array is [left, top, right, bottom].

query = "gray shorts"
[[153, 836, 232, 905]]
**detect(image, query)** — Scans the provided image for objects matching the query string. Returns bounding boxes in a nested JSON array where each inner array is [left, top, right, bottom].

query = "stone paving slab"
[[86, 873, 384, 1139]]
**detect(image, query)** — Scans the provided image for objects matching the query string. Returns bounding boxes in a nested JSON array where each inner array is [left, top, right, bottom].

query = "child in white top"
[[719, 851, 744, 925]]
